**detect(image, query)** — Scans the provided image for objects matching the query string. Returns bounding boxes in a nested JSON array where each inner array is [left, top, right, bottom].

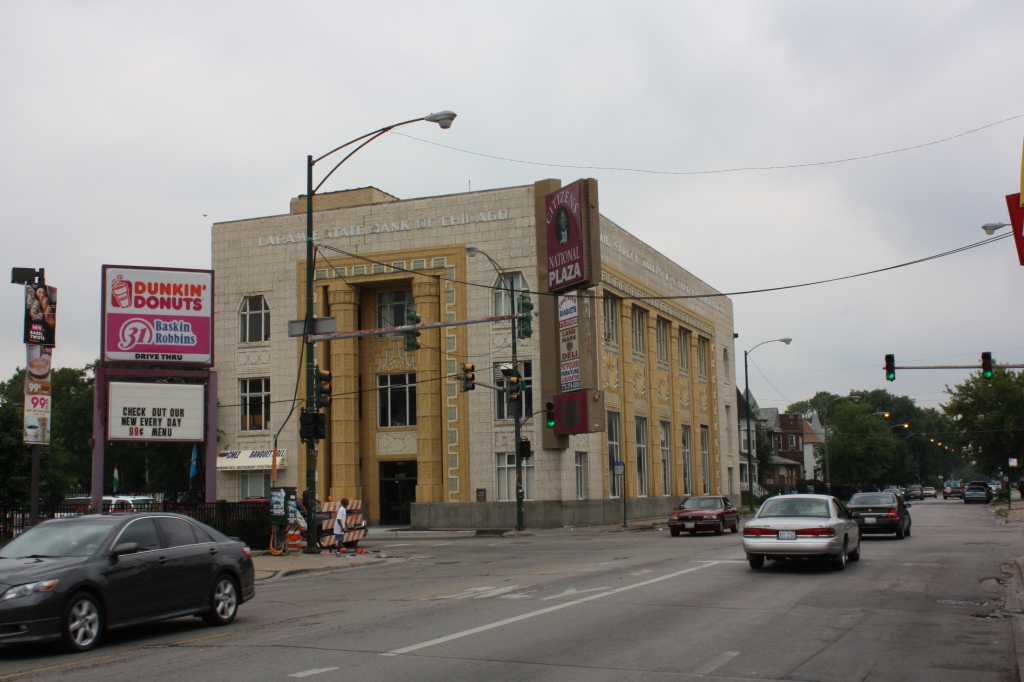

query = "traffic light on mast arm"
[[545, 401, 556, 428], [884, 354, 896, 382], [460, 363, 475, 391], [506, 373, 523, 404], [981, 352, 993, 379], [313, 366, 331, 409], [404, 309, 421, 351], [518, 294, 534, 339]]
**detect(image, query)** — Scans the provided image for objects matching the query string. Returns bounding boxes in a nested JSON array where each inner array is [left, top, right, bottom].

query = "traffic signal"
[[545, 401, 556, 428], [518, 294, 534, 339], [313, 366, 331, 409], [460, 363, 476, 391], [507, 373, 523, 404], [299, 412, 327, 441], [518, 439, 532, 460], [981, 352, 993, 379], [884, 354, 896, 382], [404, 309, 421, 351]]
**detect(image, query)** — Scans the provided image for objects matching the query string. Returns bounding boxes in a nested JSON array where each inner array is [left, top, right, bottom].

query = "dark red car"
[[667, 496, 740, 536]]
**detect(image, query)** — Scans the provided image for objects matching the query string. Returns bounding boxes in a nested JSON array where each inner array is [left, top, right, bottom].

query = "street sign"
[[288, 317, 337, 337], [1010, 458, 1018, 467], [613, 461, 625, 476]]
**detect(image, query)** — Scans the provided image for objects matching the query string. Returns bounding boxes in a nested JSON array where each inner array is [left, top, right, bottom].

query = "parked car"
[[59, 496, 157, 514], [667, 496, 740, 536], [846, 492, 912, 538], [922, 487, 937, 498], [963, 481, 993, 504], [0, 512, 254, 652], [904, 485, 924, 501], [882, 487, 905, 501], [742, 494, 861, 570], [943, 482, 965, 499]]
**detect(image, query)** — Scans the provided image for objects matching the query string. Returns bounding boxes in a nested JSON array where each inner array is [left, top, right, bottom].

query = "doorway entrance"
[[380, 461, 417, 526]]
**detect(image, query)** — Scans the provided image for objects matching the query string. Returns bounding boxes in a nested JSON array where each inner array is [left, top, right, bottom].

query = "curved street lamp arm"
[[313, 117, 425, 165], [313, 129, 391, 195]]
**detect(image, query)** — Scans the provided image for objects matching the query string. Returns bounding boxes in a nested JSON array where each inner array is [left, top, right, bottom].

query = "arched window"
[[240, 295, 270, 343]]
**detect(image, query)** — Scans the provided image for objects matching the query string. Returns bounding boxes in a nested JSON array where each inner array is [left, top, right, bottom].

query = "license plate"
[[684, 522, 695, 529], [778, 530, 796, 540], [865, 517, 876, 524]]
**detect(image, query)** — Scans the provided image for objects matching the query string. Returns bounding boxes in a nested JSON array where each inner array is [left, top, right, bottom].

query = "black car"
[[846, 492, 912, 539], [943, 481, 964, 499], [904, 485, 924, 501], [0, 512, 255, 652]]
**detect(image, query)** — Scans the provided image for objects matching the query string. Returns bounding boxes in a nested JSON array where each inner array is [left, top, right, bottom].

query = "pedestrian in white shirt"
[[333, 498, 349, 555]]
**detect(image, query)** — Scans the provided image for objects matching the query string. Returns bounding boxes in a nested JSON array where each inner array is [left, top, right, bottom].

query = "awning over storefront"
[[217, 449, 286, 470]]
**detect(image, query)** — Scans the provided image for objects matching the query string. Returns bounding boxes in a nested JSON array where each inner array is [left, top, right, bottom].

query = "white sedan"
[[743, 494, 861, 571]]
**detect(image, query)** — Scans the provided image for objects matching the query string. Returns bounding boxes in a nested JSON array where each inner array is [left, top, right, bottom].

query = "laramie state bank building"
[[212, 180, 736, 528]]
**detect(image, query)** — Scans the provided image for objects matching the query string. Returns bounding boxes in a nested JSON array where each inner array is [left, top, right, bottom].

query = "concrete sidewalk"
[[253, 550, 388, 581]]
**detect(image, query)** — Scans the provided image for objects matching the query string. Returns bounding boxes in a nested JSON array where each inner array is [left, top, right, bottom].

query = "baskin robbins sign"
[[101, 265, 214, 366]]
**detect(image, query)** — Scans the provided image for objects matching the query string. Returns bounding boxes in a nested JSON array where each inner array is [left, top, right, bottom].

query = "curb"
[[255, 556, 394, 582], [1007, 559, 1024, 682], [367, 529, 478, 539]]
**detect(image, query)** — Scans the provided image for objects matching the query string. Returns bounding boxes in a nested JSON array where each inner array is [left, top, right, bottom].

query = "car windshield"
[[680, 497, 724, 510], [849, 494, 897, 506], [758, 498, 831, 518], [966, 484, 988, 490], [0, 521, 116, 558], [907, 486, 921, 491]]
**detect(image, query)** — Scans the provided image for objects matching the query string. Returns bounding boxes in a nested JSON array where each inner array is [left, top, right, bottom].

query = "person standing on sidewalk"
[[1017, 479, 1023, 501], [333, 498, 349, 556]]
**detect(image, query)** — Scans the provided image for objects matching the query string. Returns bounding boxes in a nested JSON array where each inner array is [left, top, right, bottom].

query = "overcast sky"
[[1, 1, 1021, 413]]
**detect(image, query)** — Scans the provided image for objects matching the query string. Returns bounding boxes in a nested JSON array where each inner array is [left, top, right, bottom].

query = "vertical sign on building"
[[23, 283, 56, 445], [558, 291, 581, 392]]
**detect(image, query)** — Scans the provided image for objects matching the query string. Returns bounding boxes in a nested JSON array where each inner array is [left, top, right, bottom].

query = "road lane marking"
[[383, 562, 721, 656], [167, 632, 231, 646], [406, 584, 481, 600], [540, 587, 612, 601], [288, 668, 340, 678], [384, 543, 411, 547], [693, 651, 739, 675], [0, 656, 110, 680]]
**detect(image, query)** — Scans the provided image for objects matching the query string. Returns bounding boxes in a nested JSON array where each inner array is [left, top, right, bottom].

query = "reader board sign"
[[217, 450, 288, 470], [558, 291, 580, 392], [102, 265, 214, 366], [107, 382, 205, 441]]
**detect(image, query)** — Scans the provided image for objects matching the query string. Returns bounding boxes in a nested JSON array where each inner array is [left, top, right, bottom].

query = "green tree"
[[755, 419, 775, 466], [827, 402, 899, 487], [943, 367, 1024, 477], [786, 391, 839, 420]]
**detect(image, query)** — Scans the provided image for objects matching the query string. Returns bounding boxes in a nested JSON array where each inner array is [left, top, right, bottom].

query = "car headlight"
[[0, 579, 59, 601], [703, 515, 718, 520]]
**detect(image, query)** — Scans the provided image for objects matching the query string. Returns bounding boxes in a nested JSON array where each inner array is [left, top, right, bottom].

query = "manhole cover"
[[936, 599, 987, 606]]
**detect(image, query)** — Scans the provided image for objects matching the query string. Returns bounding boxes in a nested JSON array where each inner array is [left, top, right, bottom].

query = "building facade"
[[211, 180, 736, 527]]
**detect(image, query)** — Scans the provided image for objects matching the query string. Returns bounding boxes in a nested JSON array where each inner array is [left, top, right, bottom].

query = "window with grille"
[[495, 362, 533, 420], [575, 452, 587, 500], [678, 329, 690, 372], [496, 452, 535, 501], [240, 378, 270, 431], [607, 412, 622, 498], [701, 425, 712, 493], [494, 273, 525, 316], [377, 290, 412, 335], [378, 373, 417, 427], [681, 423, 693, 495], [659, 421, 673, 496], [631, 307, 647, 354], [239, 296, 270, 343], [697, 336, 709, 379], [656, 319, 669, 363], [603, 296, 619, 344], [635, 416, 649, 497]]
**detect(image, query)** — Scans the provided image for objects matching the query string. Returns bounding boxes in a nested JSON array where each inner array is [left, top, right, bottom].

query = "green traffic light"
[[886, 371, 896, 381]]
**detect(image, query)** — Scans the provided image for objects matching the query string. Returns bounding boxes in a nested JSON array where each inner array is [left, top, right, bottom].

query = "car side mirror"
[[111, 542, 140, 557]]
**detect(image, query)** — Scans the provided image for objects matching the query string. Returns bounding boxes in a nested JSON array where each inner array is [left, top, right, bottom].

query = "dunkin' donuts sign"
[[101, 265, 214, 365]]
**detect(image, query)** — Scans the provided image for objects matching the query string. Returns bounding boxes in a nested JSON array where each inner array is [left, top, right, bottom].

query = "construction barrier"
[[320, 500, 367, 551]]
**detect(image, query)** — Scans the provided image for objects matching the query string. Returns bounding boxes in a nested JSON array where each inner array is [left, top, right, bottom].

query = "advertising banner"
[[23, 284, 57, 346], [217, 450, 288, 470], [545, 181, 588, 291], [102, 265, 214, 365], [23, 344, 52, 445], [107, 381, 205, 441]]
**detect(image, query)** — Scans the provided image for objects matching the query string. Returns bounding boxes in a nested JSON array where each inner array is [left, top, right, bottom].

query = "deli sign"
[[545, 179, 599, 292], [102, 265, 214, 366]]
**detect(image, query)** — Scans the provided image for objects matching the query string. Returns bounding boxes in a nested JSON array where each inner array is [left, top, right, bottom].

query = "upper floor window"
[[631, 307, 647, 354], [378, 372, 417, 428], [240, 378, 270, 431], [603, 295, 619, 344], [655, 318, 670, 363], [377, 290, 412, 333], [697, 336, 709, 379], [678, 328, 690, 372], [496, 361, 533, 420], [494, 273, 525, 316], [239, 296, 270, 343]]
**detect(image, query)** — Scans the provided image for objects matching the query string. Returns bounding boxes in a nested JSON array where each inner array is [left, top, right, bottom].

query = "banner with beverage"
[[24, 344, 52, 445], [101, 265, 214, 366]]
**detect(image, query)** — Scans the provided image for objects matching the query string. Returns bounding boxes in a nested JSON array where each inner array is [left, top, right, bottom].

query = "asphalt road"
[[1, 496, 1020, 681]]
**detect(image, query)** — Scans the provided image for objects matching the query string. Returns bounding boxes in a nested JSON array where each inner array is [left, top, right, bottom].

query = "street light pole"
[[743, 338, 791, 510], [302, 112, 455, 552]]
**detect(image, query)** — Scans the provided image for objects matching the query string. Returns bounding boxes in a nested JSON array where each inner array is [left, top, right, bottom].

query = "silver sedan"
[[742, 494, 861, 571]]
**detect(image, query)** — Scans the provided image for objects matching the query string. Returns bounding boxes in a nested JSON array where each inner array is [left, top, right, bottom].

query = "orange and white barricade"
[[320, 500, 368, 552], [285, 526, 303, 551]]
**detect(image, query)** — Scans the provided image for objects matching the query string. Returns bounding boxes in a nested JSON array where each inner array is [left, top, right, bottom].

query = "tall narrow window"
[[678, 329, 690, 372], [496, 452, 534, 501], [378, 373, 417, 427], [493, 273, 524, 316], [495, 362, 533, 420], [575, 452, 587, 500], [655, 318, 670, 363], [239, 295, 270, 343], [240, 378, 270, 431], [700, 425, 712, 493], [697, 337, 709, 379], [377, 290, 412, 335], [607, 412, 622, 498], [635, 416, 649, 497], [603, 295, 619, 344], [681, 423, 693, 495], [631, 307, 647, 354], [659, 421, 673, 496]]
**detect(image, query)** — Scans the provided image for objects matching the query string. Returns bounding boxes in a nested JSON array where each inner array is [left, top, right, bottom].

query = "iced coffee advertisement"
[[101, 265, 214, 365], [23, 283, 57, 346], [23, 345, 52, 445]]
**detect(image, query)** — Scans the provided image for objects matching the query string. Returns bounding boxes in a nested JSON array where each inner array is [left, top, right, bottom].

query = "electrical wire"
[[390, 114, 1024, 176]]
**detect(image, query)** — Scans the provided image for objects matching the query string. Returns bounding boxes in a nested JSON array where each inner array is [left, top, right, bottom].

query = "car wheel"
[[714, 521, 724, 536], [831, 542, 848, 571], [748, 554, 765, 570], [895, 525, 905, 539], [849, 541, 861, 562], [62, 592, 102, 653], [905, 523, 911, 537], [203, 574, 239, 626], [731, 521, 740, 534], [670, 528, 680, 537]]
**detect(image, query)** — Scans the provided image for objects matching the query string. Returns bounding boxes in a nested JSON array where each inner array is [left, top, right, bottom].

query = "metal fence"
[[0, 501, 270, 549]]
